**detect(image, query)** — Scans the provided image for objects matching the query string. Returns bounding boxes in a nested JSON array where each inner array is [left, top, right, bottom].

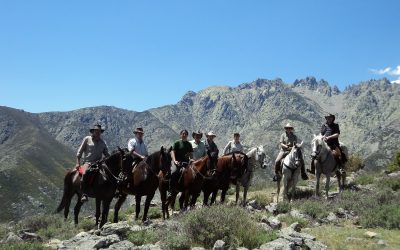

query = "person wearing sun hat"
[[76, 124, 110, 203], [308, 113, 346, 175], [190, 130, 206, 160], [205, 131, 219, 158], [128, 127, 148, 163], [273, 123, 308, 182]]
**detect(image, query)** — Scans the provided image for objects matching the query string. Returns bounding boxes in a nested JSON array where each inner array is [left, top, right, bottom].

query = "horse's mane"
[[312, 135, 330, 150]]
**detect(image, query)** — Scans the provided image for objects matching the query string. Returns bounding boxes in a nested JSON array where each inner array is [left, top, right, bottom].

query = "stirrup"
[[80, 195, 88, 203], [272, 175, 281, 182]]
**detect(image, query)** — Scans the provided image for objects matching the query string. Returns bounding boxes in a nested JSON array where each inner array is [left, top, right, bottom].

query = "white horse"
[[235, 146, 268, 205], [276, 143, 303, 202], [311, 135, 346, 198]]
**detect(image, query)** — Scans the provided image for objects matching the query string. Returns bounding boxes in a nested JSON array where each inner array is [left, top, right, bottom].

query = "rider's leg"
[[80, 163, 89, 202], [308, 160, 316, 175], [273, 152, 285, 182], [299, 150, 308, 180]]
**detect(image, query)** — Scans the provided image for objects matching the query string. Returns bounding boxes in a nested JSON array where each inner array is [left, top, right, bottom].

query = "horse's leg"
[[341, 171, 346, 192], [221, 189, 227, 203], [235, 183, 240, 205], [160, 186, 168, 220], [100, 198, 112, 228], [210, 190, 218, 205], [63, 192, 73, 221], [243, 186, 248, 206], [143, 193, 155, 222], [315, 164, 321, 197], [291, 169, 300, 201], [95, 198, 101, 227], [276, 180, 281, 203], [325, 174, 330, 199], [73, 196, 83, 225], [114, 193, 128, 223], [135, 195, 141, 220], [203, 189, 210, 206], [282, 169, 289, 201], [191, 192, 200, 208]]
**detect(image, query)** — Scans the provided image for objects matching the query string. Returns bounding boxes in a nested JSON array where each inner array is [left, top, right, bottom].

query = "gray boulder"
[[304, 239, 329, 250], [58, 231, 120, 250], [4, 232, 23, 243], [265, 217, 282, 230], [100, 221, 132, 236], [213, 240, 226, 250], [265, 203, 278, 214], [259, 238, 295, 250], [108, 240, 136, 250]]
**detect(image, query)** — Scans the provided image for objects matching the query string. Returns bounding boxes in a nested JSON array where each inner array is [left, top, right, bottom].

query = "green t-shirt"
[[173, 140, 193, 162]]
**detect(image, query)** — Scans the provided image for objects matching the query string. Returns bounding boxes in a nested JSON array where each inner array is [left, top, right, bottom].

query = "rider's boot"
[[300, 163, 309, 180], [272, 162, 282, 182], [307, 160, 316, 175]]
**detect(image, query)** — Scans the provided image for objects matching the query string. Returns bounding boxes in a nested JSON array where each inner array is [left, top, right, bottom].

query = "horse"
[[113, 146, 172, 223], [55, 148, 125, 228], [276, 143, 303, 202], [235, 146, 268, 205], [160, 151, 218, 219], [311, 135, 346, 198], [202, 152, 248, 206]]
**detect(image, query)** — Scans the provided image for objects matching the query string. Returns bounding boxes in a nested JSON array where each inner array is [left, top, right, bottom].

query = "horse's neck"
[[283, 150, 294, 167], [105, 154, 121, 174], [319, 143, 330, 162], [194, 156, 208, 173]]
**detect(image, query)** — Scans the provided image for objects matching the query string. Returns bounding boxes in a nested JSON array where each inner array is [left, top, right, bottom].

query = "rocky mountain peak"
[[293, 76, 340, 96]]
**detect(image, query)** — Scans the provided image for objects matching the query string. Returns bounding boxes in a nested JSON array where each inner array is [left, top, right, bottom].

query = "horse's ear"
[[160, 146, 164, 152], [168, 146, 173, 153]]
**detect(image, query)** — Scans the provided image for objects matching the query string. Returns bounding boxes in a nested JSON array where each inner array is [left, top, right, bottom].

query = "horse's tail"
[[55, 169, 75, 213]]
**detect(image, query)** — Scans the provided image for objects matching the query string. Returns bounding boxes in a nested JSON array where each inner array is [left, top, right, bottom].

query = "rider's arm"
[[223, 142, 231, 155], [76, 137, 88, 167], [326, 133, 339, 140], [171, 150, 178, 165], [132, 150, 145, 159]]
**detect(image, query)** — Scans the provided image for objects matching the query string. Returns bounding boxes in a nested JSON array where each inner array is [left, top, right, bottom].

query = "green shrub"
[[79, 217, 96, 231], [276, 202, 291, 214], [127, 229, 158, 246], [360, 203, 400, 229], [378, 177, 400, 191], [278, 215, 308, 228], [182, 205, 275, 249], [161, 231, 192, 250], [294, 199, 329, 219], [0, 242, 46, 250], [346, 154, 365, 172], [147, 207, 162, 220], [355, 174, 374, 185]]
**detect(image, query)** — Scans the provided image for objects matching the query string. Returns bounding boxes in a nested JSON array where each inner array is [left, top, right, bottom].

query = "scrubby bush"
[[182, 205, 276, 249], [346, 154, 365, 172], [0, 242, 46, 250], [161, 231, 192, 250], [293, 199, 329, 219], [387, 151, 400, 173], [355, 173, 374, 185], [127, 229, 158, 246], [276, 202, 291, 214], [278, 215, 308, 228]]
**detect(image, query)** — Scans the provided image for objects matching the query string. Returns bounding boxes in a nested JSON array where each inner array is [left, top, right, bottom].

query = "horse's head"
[[257, 146, 268, 169], [206, 149, 219, 175], [292, 143, 303, 168], [311, 135, 324, 160], [159, 146, 173, 174], [105, 147, 127, 175]]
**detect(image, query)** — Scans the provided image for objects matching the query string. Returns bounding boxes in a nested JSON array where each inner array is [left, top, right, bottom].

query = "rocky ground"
[[1, 169, 400, 250]]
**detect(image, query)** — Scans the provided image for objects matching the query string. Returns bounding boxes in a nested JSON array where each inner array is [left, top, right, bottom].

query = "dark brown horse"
[[55, 148, 125, 228], [160, 151, 218, 219], [113, 147, 172, 223], [202, 152, 248, 205]]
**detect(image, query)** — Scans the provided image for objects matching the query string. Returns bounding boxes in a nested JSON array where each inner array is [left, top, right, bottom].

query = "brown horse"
[[202, 152, 248, 205], [55, 148, 124, 228], [113, 147, 172, 223], [160, 151, 218, 219]]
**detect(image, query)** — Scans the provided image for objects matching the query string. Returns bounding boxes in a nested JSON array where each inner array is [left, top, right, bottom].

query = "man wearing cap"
[[309, 114, 346, 174], [190, 130, 206, 160], [273, 123, 308, 182], [205, 131, 219, 158], [128, 128, 148, 165], [76, 124, 110, 203], [223, 132, 243, 155]]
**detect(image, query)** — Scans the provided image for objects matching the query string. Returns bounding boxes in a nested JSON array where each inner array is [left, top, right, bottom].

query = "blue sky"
[[0, 0, 399, 113]]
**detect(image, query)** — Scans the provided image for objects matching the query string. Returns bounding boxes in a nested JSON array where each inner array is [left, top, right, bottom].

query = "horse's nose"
[[310, 153, 316, 159]]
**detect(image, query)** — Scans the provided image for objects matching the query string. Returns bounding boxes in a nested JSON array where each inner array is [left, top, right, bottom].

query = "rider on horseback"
[[308, 114, 347, 174], [77, 124, 110, 203], [169, 129, 194, 197], [205, 131, 219, 158], [273, 123, 308, 182], [223, 132, 243, 155], [190, 130, 206, 160], [118, 127, 149, 188]]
